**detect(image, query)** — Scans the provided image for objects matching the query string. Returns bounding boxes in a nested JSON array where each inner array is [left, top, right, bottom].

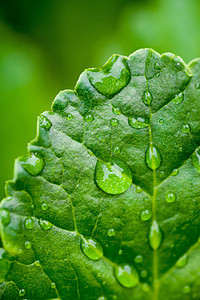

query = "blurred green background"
[[0, 0, 200, 199]]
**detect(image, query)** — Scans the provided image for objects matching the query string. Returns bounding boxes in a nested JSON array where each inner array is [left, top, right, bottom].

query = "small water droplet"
[[22, 153, 44, 176], [192, 148, 200, 173], [95, 159, 132, 194], [136, 186, 142, 193], [142, 90, 153, 106], [142, 283, 150, 292], [173, 92, 184, 104], [176, 62, 183, 70], [84, 113, 94, 122], [0, 209, 11, 226], [110, 118, 119, 127], [179, 147, 183, 152], [24, 217, 34, 230], [97, 272, 101, 278], [146, 144, 161, 170], [172, 169, 179, 176], [97, 296, 106, 300], [183, 285, 191, 294], [181, 124, 190, 133], [39, 115, 52, 131], [112, 107, 121, 115], [113, 146, 120, 154], [19, 289, 26, 297], [140, 270, 148, 278], [81, 237, 103, 261], [140, 210, 152, 221], [159, 119, 164, 124], [128, 117, 148, 129], [134, 255, 143, 264], [67, 113, 74, 120], [118, 249, 123, 255], [41, 203, 48, 211], [176, 254, 188, 268], [195, 83, 200, 89], [165, 192, 176, 203], [24, 241, 31, 249], [39, 219, 52, 230], [34, 260, 40, 266], [51, 282, 56, 289], [149, 220, 162, 250], [114, 264, 139, 288], [107, 229, 116, 237]]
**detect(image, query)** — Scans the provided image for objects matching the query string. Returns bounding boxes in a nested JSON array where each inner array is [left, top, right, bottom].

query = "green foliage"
[[1, 48, 200, 299]]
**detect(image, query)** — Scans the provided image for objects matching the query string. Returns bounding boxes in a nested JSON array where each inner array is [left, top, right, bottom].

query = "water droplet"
[[107, 229, 116, 237], [95, 159, 132, 194], [192, 148, 200, 173], [19, 289, 26, 297], [159, 119, 164, 124], [34, 260, 40, 266], [176, 254, 188, 268], [97, 272, 101, 278], [39, 219, 52, 230], [24, 241, 31, 249], [128, 117, 148, 129], [24, 217, 34, 230], [0, 209, 11, 226], [149, 220, 162, 250], [146, 144, 161, 170], [195, 83, 200, 89], [181, 124, 190, 133], [67, 113, 74, 120], [183, 285, 191, 294], [114, 264, 139, 288], [173, 93, 184, 104], [97, 296, 106, 300], [140, 210, 152, 221], [81, 237, 103, 261], [176, 62, 184, 70], [136, 186, 142, 193], [134, 255, 143, 264], [113, 146, 120, 154], [140, 270, 148, 278], [84, 113, 94, 122], [142, 283, 150, 292], [142, 90, 153, 106], [51, 282, 56, 289], [22, 153, 44, 176], [41, 203, 48, 211], [118, 249, 123, 255], [165, 192, 176, 203], [39, 115, 52, 131], [110, 118, 119, 127], [112, 107, 121, 115], [172, 169, 179, 176]]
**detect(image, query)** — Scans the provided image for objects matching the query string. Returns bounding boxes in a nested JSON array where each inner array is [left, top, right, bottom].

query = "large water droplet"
[[140, 210, 152, 221], [110, 118, 119, 127], [22, 153, 44, 176], [183, 285, 191, 294], [84, 113, 94, 122], [39, 115, 52, 131], [172, 169, 179, 176], [107, 229, 116, 237], [128, 117, 148, 129], [95, 159, 132, 194], [142, 90, 153, 106], [181, 124, 190, 133], [0, 209, 11, 226], [173, 93, 184, 104], [149, 220, 162, 250], [39, 219, 52, 230], [165, 192, 176, 203], [19, 289, 26, 297], [192, 148, 200, 173], [146, 144, 161, 170], [81, 237, 103, 261], [24, 217, 34, 230], [114, 264, 139, 288], [134, 255, 143, 264], [176, 254, 188, 268], [112, 107, 121, 115]]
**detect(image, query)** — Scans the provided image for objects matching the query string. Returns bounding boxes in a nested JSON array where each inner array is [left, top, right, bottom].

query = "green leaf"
[[1, 48, 200, 299]]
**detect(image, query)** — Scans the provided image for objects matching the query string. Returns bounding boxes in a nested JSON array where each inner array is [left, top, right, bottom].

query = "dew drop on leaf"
[[149, 220, 162, 250], [192, 148, 200, 173], [95, 159, 132, 194], [97, 296, 107, 300], [142, 90, 153, 106], [34, 260, 40, 266], [24, 217, 34, 230], [24, 241, 31, 249], [0, 209, 11, 226], [19, 289, 26, 297], [113, 146, 120, 154], [172, 169, 179, 176], [195, 83, 200, 89], [145, 144, 161, 170], [39, 115, 52, 131], [51, 282, 56, 289], [110, 118, 119, 127], [81, 237, 103, 261], [159, 119, 164, 124], [67, 113, 74, 120], [22, 153, 44, 176], [140, 210, 152, 221], [181, 124, 190, 133], [183, 285, 191, 294], [176, 254, 188, 268], [41, 203, 48, 211], [112, 107, 121, 115], [173, 92, 184, 104], [107, 228, 116, 237], [165, 192, 176, 203], [118, 249, 123, 255], [136, 186, 142, 193], [39, 219, 53, 230], [134, 255, 143, 264], [114, 264, 139, 288], [84, 113, 94, 122], [128, 117, 148, 129], [140, 270, 148, 278]]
